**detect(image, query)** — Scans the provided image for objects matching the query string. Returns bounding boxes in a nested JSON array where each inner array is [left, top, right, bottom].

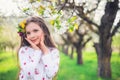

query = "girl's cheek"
[[41, 34, 44, 39], [38, 33, 42, 38], [26, 35, 31, 40]]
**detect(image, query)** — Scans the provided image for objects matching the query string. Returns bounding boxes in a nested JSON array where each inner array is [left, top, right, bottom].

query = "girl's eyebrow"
[[33, 28, 39, 30], [33, 28, 40, 31], [26, 29, 39, 33]]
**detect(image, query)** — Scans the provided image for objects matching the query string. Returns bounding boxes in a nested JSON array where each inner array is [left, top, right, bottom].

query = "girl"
[[17, 16, 60, 80]]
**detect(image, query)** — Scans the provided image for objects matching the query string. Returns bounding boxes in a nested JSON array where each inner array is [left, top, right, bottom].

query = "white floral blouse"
[[18, 46, 60, 80]]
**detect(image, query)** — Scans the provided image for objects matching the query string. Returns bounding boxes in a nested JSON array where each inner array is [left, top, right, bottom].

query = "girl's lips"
[[31, 39, 37, 42]]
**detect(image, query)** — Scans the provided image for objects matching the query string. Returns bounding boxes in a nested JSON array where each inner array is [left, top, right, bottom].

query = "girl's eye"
[[33, 29, 39, 32], [26, 32, 30, 35]]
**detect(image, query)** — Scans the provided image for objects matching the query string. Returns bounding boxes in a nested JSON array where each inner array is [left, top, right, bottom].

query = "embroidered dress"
[[18, 46, 60, 80]]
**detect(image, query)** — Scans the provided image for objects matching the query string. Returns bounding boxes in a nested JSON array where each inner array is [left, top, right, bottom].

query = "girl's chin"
[[31, 40, 40, 45]]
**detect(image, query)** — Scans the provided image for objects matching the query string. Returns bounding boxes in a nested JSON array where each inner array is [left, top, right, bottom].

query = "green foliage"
[[23, 8, 30, 12], [0, 51, 120, 80], [112, 34, 120, 47], [37, 5, 45, 15], [68, 16, 77, 23], [0, 24, 19, 51], [0, 26, 3, 32], [29, 0, 41, 3]]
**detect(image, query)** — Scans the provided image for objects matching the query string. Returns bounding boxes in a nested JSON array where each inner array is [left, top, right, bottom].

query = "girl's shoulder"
[[49, 47, 58, 51], [19, 46, 28, 50], [49, 47, 59, 54], [19, 46, 31, 53]]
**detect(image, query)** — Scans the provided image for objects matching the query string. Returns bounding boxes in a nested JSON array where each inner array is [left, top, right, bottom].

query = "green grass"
[[57, 52, 120, 80], [0, 51, 19, 80], [0, 51, 120, 80], [57, 52, 98, 80]]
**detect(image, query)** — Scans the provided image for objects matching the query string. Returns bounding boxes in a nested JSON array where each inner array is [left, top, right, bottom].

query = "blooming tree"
[[17, 0, 120, 78]]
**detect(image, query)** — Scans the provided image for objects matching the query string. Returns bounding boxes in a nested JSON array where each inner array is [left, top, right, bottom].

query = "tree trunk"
[[70, 46, 74, 59], [98, 56, 111, 78], [94, 38, 112, 78], [95, 0, 119, 78], [61, 45, 64, 53], [99, 34, 112, 78], [63, 45, 69, 55], [76, 47, 83, 64]]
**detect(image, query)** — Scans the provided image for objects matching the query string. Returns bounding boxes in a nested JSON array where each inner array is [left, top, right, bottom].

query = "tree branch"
[[61, 35, 69, 44], [77, 12, 99, 28], [58, 0, 68, 13], [82, 37, 92, 47], [75, 23, 83, 36], [86, 0, 101, 14], [86, 23, 99, 35]]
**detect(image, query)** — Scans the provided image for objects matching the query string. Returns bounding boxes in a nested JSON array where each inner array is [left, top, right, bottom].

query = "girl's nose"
[[29, 33, 35, 39]]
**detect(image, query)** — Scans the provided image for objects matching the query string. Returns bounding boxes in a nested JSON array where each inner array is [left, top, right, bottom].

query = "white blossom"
[[54, 21, 69, 34], [43, 9, 51, 18]]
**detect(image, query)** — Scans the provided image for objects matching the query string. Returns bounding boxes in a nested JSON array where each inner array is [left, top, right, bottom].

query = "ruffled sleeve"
[[41, 48, 60, 79]]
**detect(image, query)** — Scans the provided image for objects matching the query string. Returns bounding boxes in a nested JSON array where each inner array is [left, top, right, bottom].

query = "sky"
[[0, 0, 21, 16]]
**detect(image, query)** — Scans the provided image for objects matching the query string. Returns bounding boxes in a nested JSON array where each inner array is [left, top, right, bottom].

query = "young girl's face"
[[25, 22, 44, 46]]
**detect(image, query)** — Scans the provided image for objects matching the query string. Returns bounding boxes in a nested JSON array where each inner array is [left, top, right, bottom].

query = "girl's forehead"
[[26, 22, 41, 30]]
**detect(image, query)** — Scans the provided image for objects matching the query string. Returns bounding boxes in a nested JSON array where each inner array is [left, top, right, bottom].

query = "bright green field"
[[0, 51, 120, 80]]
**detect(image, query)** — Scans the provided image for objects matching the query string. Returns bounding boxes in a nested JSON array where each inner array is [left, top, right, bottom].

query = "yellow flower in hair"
[[19, 19, 26, 29], [17, 19, 26, 36]]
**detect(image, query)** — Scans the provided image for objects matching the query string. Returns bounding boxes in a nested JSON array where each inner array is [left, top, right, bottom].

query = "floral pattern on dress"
[[18, 46, 60, 80]]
